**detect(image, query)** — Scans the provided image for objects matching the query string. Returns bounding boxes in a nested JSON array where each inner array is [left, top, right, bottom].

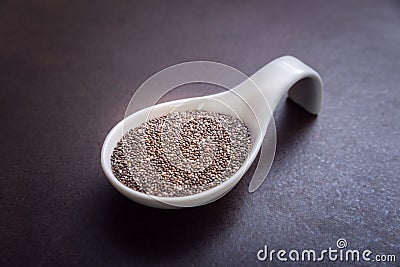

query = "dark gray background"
[[0, 0, 399, 266]]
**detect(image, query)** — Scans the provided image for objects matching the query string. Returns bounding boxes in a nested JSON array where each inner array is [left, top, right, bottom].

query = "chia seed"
[[111, 110, 252, 197]]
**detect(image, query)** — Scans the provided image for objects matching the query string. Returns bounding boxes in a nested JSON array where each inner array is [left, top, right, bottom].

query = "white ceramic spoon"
[[101, 56, 322, 208]]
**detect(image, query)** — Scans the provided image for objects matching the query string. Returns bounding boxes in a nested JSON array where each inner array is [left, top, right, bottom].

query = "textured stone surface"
[[0, 0, 399, 266]]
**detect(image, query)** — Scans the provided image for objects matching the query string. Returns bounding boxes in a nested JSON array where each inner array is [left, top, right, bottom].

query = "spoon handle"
[[251, 56, 322, 113], [232, 55, 323, 135]]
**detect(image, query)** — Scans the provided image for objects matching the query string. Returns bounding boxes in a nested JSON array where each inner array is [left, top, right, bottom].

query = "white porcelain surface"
[[101, 56, 323, 209]]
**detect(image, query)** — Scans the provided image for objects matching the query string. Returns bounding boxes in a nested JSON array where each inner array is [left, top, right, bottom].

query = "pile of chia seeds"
[[111, 110, 251, 197]]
